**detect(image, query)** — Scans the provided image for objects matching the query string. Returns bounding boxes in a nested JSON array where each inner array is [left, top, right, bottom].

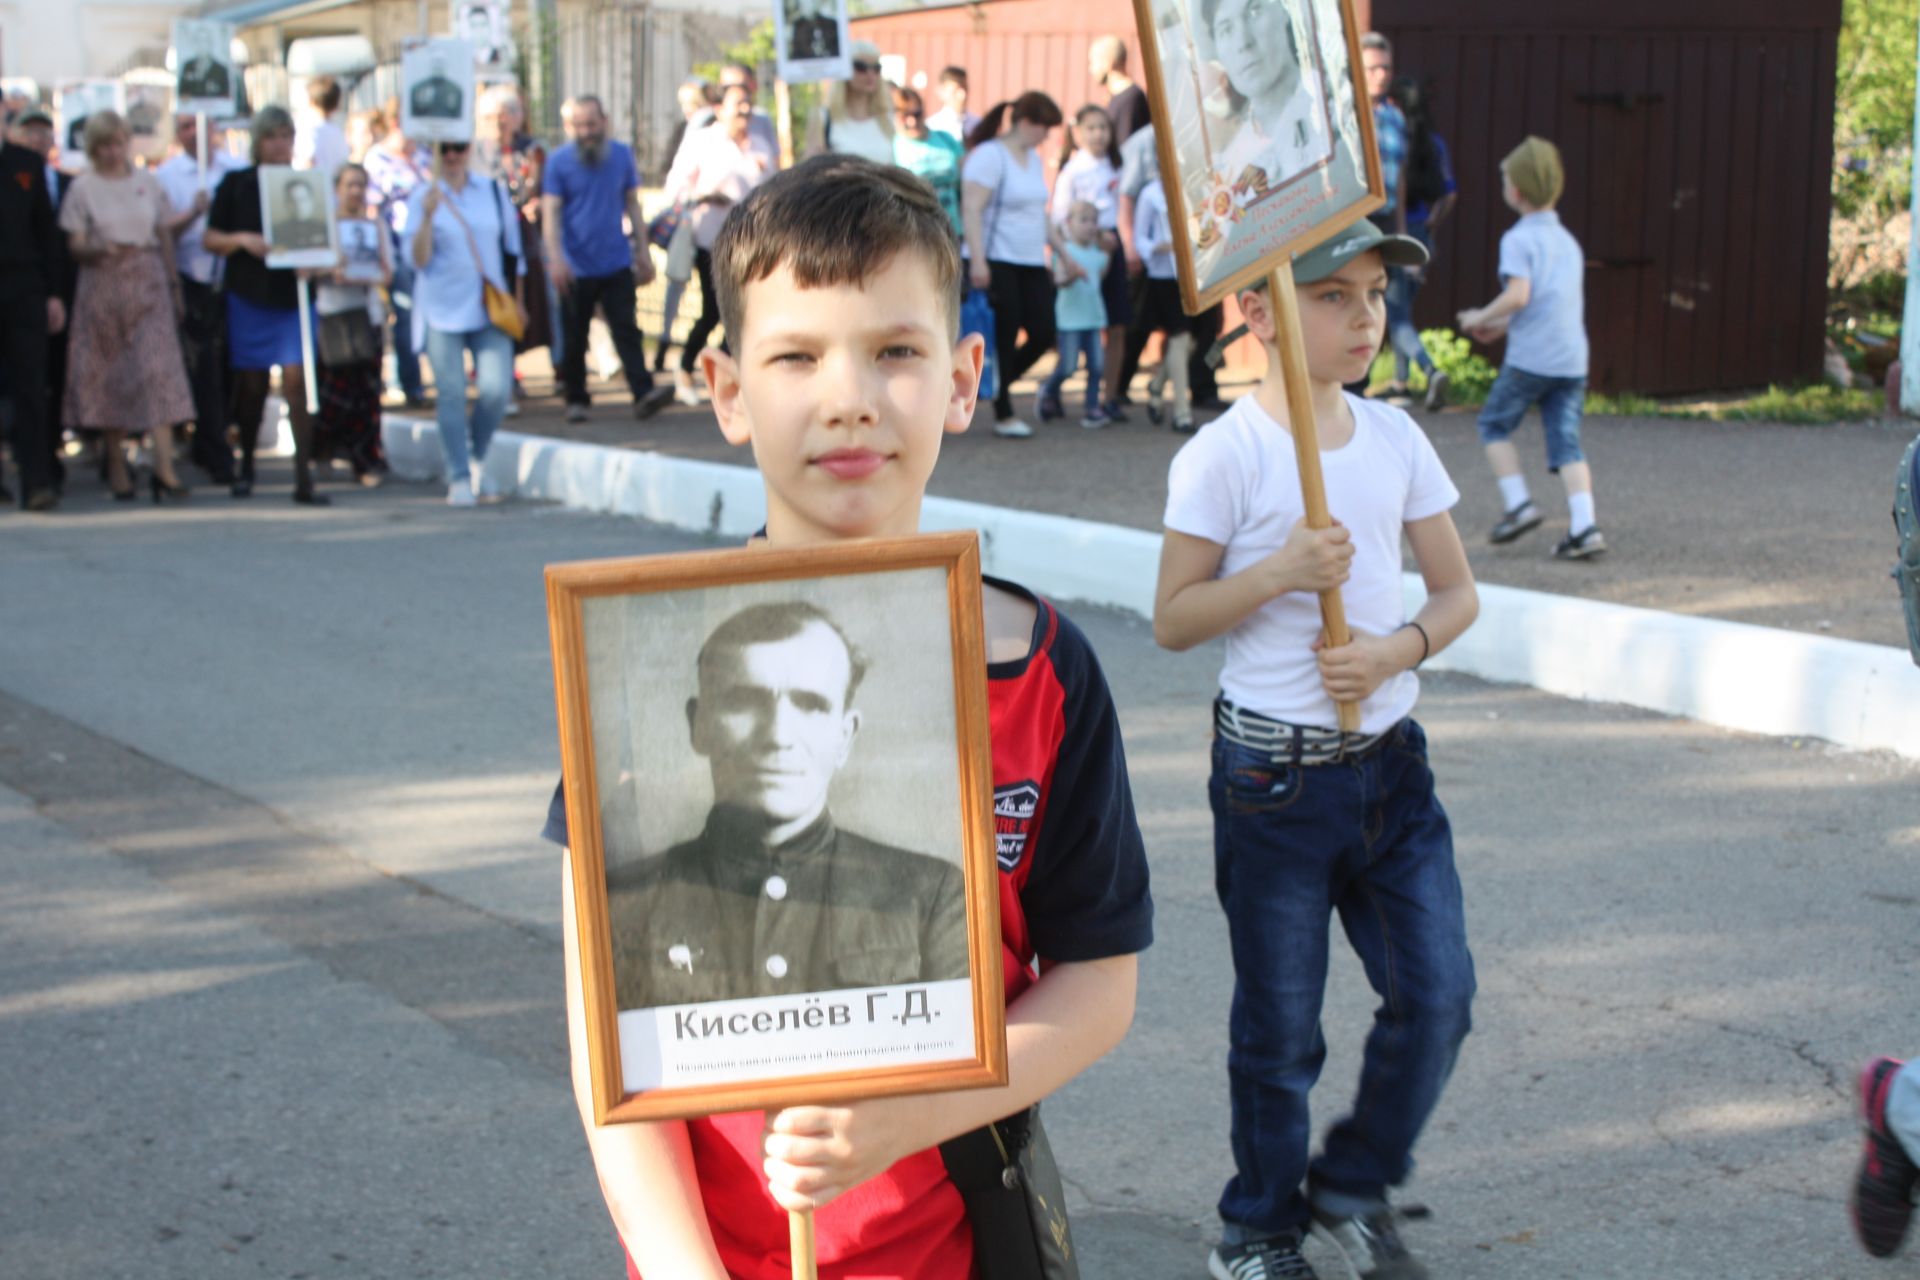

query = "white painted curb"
[[385, 417, 1920, 760]]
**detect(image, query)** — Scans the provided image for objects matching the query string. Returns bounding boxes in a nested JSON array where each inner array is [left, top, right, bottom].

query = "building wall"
[[0, 0, 198, 81], [1376, 0, 1843, 394]]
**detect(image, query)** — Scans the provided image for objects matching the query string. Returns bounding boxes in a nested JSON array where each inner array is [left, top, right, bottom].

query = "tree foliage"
[[1833, 0, 1919, 222]]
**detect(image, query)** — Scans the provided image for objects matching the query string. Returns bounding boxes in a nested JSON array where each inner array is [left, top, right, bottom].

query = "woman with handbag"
[[205, 104, 327, 504], [407, 139, 525, 508], [313, 163, 391, 486]]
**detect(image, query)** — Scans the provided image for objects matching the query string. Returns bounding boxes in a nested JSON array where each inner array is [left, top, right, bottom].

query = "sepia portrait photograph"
[[774, 0, 851, 87], [548, 534, 1005, 1124], [172, 18, 235, 116], [1134, 0, 1381, 311], [400, 39, 475, 143], [259, 164, 338, 268]]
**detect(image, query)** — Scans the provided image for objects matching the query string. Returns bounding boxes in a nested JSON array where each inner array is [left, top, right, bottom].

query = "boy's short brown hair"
[[711, 154, 962, 346]]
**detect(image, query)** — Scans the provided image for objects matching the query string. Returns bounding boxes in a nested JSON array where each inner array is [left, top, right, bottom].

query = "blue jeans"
[[1211, 719, 1475, 1237], [389, 258, 424, 401], [425, 325, 514, 482], [1039, 327, 1104, 416], [1892, 1063, 1920, 1157], [1477, 365, 1588, 471], [1386, 265, 1434, 382]]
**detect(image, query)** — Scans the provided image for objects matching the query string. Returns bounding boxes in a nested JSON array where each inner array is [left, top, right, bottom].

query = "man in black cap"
[[606, 601, 968, 1009], [0, 107, 65, 511]]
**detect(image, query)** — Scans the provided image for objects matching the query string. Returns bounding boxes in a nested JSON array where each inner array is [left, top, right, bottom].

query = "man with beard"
[[540, 94, 671, 423]]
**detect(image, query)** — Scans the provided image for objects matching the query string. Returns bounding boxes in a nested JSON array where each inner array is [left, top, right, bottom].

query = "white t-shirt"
[[960, 140, 1050, 266], [826, 112, 894, 166], [1163, 392, 1459, 732], [294, 117, 349, 179], [1049, 149, 1120, 231]]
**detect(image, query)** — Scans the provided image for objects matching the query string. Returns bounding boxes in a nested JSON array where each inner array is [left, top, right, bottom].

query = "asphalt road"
[[2, 473, 1916, 1278]]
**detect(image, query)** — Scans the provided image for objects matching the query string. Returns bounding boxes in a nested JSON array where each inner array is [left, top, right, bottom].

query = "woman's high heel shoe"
[[150, 475, 190, 504], [111, 484, 137, 502]]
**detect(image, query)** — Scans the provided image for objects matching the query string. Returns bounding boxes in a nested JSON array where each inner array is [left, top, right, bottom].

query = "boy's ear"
[[1238, 286, 1277, 347], [704, 347, 751, 447], [946, 331, 985, 434]]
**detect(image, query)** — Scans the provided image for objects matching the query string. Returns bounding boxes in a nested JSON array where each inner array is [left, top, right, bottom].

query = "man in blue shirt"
[[541, 94, 672, 422]]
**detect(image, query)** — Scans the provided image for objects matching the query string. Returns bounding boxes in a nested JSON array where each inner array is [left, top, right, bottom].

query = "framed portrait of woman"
[[547, 532, 1008, 1124], [1133, 0, 1383, 312]]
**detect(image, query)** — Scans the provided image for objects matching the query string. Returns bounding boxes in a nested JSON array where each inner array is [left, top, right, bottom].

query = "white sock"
[[1568, 491, 1596, 536], [1498, 474, 1531, 512]]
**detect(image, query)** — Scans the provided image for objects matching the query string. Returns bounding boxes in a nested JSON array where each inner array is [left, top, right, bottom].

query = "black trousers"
[[179, 276, 234, 482], [986, 261, 1056, 421], [1118, 271, 1153, 397], [0, 277, 54, 501], [680, 249, 724, 375], [560, 267, 655, 405], [1189, 302, 1224, 404]]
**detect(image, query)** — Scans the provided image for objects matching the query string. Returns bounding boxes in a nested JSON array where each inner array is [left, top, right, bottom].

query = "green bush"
[[1419, 328, 1500, 403]]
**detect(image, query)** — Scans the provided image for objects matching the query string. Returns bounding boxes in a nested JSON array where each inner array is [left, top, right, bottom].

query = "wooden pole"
[[1267, 262, 1361, 733], [774, 78, 795, 170], [789, 1208, 817, 1280]]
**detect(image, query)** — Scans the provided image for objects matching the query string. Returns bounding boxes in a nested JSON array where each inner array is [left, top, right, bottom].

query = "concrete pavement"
[[2, 473, 1916, 1277]]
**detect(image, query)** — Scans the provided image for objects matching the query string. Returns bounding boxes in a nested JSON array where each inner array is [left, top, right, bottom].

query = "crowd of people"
[[0, 30, 1491, 517]]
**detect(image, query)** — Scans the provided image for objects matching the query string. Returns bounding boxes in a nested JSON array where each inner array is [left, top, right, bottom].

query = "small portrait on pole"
[[172, 19, 237, 117], [1133, 0, 1382, 311], [548, 534, 1006, 1124], [400, 39, 476, 144], [259, 164, 339, 269], [773, 0, 851, 86]]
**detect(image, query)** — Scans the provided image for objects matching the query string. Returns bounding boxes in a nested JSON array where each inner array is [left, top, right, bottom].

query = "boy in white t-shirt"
[[1154, 222, 1481, 1280]]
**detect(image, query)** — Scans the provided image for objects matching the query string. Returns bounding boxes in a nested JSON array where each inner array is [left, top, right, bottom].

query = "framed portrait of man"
[[548, 533, 1006, 1124], [773, 0, 851, 86], [400, 38, 475, 144], [450, 0, 516, 80], [259, 164, 339, 269], [172, 19, 236, 117], [57, 80, 123, 167], [1133, 0, 1382, 312]]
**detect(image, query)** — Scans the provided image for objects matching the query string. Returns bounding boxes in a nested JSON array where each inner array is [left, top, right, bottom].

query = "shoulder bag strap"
[[435, 180, 497, 288]]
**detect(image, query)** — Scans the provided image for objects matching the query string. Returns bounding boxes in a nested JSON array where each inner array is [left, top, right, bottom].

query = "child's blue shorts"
[[1476, 365, 1588, 472]]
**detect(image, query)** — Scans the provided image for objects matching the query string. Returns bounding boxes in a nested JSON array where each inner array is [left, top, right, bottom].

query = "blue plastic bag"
[[961, 288, 998, 404]]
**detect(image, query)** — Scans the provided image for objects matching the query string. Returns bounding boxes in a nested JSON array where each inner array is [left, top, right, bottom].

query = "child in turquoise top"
[[1039, 200, 1112, 428]]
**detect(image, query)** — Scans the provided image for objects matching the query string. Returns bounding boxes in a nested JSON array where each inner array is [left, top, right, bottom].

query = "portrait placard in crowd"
[[548, 534, 1006, 1124], [400, 38, 475, 144], [774, 0, 852, 86], [450, 0, 517, 81], [259, 164, 339, 269], [172, 19, 237, 117], [1133, 0, 1381, 311]]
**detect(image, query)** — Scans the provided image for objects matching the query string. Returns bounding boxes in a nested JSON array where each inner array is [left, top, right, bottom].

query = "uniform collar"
[[700, 805, 837, 868]]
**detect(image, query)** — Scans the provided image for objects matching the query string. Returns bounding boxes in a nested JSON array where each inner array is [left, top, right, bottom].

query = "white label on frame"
[[618, 978, 977, 1091]]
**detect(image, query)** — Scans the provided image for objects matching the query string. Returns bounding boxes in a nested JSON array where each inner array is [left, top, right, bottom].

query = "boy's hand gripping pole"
[[1267, 262, 1361, 733], [790, 1208, 817, 1280]]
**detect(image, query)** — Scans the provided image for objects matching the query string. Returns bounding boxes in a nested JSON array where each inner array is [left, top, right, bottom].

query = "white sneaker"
[[503, 399, 521, 418], [992, 417, 1034, 438], [673, 370, 704, 406], [476, 469, 504, 501], [446, 477, 477, 507]]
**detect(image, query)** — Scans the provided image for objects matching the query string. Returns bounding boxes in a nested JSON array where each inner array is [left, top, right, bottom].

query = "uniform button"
[[765, 875, 788, 901], [765, 954, 788, 979]]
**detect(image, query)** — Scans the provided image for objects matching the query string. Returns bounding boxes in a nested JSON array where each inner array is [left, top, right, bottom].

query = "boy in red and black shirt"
[[542, 154, 1152, 1279]]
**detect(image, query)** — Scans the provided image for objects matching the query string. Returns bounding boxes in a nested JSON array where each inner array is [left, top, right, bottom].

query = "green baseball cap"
[[1203, 223, 1431, 367], [1291, 220, 1428, 283]]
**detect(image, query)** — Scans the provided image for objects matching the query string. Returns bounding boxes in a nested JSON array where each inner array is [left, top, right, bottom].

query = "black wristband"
[[1402, 620, 1431, 668]]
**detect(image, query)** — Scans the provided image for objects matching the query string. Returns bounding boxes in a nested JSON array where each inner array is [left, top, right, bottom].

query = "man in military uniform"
[[177, 25, 232, 103], [271, 173, 329, 251], [410, 56, 464, 121], [785, 0, 840, 63], [607, 601, 968, 1010]]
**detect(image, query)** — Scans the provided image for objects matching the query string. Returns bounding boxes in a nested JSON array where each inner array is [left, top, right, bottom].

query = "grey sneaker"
[[1489, 500, 1542, 544], [1208, 1231, 1320, 1280], [564, 404, 589, 424], [635, 385, 675, 420], [1423, 370, 1450, 411], [1553, 526, 1608, 560], [1311, 1208, 1428, 1280]]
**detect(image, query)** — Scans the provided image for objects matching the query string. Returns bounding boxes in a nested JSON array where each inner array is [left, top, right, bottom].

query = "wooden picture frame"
[[547, 532, 1007, 1125], [1132, 0, 1385, 314]]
